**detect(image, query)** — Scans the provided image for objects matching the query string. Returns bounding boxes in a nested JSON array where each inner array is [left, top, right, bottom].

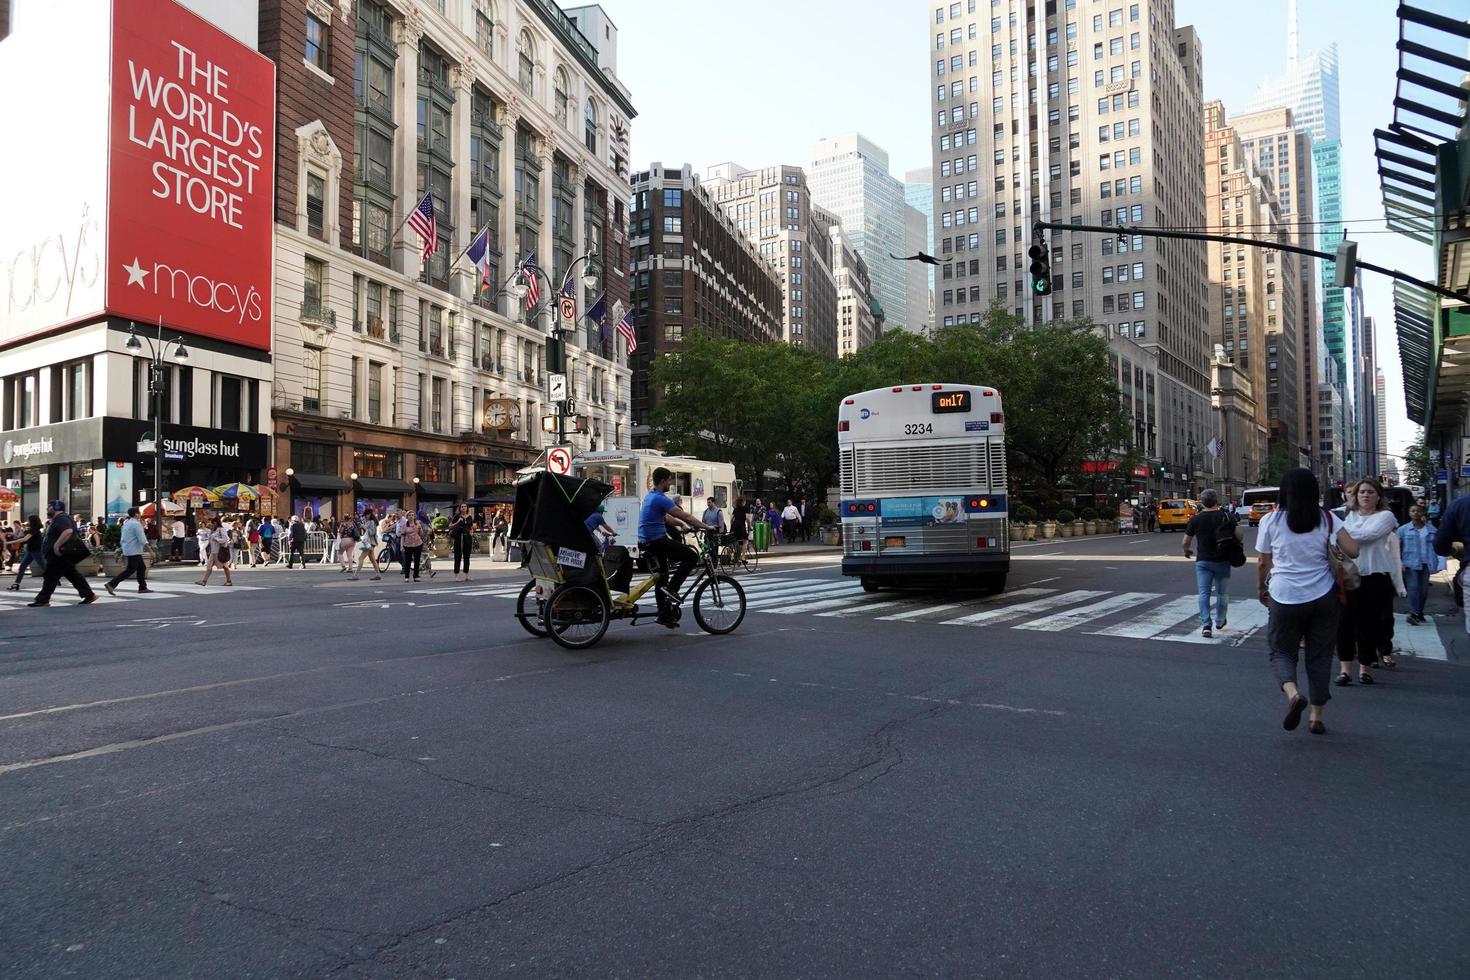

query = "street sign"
[[548, 373, 568, 402], [564, 399, 577, 416], [547, 446, 573, 475], [541, 414, 558, 433], [559, 297, 577, 328]]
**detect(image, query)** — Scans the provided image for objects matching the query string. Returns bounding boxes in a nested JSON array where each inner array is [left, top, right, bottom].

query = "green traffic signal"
[[1027, 241, 1052, 296]]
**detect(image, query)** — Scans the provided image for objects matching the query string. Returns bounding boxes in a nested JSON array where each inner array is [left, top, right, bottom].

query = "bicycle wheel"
[[515, 579, 548, 638], [742, 549, 759, 573], [693, 575, 746, 634], [545, 583, 610, 649]]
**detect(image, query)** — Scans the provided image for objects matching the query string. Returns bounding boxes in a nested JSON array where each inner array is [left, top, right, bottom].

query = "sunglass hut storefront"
[[0, 417, 268, 523]]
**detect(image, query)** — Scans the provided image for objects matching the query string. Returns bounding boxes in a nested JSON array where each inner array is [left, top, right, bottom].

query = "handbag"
[[1215, 514, 1246, 568], [1322, 510, 1353, 603], [59, 535, 91, 563]]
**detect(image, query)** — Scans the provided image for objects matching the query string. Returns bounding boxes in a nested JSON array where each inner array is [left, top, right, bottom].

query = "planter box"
[[1024, 524, 1037, 541], [1072, 521, 1086, 537], [432, 538, 451, 558], [820, 526, 841, 545], [1041, 522, 1057, 539], [1058, 524, 1073, 538], [1009, 525, 1026, 542], [1084, 521, 1098, 535], [100, 553, 126, 577]]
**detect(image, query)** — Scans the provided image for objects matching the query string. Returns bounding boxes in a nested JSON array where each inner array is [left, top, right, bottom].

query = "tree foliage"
[[1403, 435, 1434, 488], [650, 307, 1131, 507]]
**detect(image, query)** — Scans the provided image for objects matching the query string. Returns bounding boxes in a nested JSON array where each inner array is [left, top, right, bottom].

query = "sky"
[[605, 0, 1470, 462]]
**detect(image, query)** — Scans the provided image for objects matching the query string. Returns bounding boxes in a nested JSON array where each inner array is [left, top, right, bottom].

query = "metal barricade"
[[304, 530, 329, 560]]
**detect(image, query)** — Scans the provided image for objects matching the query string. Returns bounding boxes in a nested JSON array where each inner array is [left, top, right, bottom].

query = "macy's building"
[[0, 0, 274, 522]]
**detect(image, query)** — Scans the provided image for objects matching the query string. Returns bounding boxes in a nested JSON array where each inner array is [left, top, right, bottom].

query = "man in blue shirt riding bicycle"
[[640, 466, 717, 628]]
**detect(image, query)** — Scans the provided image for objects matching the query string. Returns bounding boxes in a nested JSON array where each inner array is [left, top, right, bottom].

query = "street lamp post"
[[509, 252, 600, 450], [1187, 438, 1196, 498], [125, 320, 189, 533]]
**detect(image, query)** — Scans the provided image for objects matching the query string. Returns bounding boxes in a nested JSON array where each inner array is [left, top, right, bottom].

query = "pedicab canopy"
[[510, 471, 612, 556]]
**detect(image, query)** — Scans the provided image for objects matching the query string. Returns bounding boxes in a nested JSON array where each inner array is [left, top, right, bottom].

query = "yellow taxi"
[[1246, 501, 1275, 526], [1156, 498, 1198, 531]]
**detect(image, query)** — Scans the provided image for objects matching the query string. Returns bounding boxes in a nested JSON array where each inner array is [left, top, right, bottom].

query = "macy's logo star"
[[122, 257, 150, 288]]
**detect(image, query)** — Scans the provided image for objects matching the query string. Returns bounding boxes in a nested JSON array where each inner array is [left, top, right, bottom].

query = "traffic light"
[[1333, 239, 1358, 288], [1158, 462, 1169, 475], [1028, 237, 1053, 296], [1345, 452, 1354, 467]]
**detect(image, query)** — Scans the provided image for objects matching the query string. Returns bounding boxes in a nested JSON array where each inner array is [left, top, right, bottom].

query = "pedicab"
[[510, 472, 747, 650]]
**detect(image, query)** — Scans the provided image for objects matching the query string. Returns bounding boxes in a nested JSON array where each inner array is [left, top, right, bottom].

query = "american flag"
[[407, 193, 437, 260], [614, 309, 637, 353], [519, 252, 541, 308]]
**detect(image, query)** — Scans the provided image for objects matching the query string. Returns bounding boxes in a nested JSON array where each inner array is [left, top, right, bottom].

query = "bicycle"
[[516, 528, 747, 649], [715, 534, 758, 574]]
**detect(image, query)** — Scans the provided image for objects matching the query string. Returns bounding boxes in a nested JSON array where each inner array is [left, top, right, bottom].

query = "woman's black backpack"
[[1216, 514, 1246, 567]]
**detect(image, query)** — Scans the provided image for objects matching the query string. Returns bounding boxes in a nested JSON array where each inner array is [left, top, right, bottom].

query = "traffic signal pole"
[[1030, 221, 1470, 305]]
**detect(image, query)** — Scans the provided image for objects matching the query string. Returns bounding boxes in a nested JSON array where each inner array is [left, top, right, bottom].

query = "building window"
[[517, 32, 534, 95], [306, 171, 326, 238], [475, 11, 493, 56], [584, 99, 598, 154], [305, 12, 329, 71], [367, 361, 383, 424], [303, 256, 325, 317]]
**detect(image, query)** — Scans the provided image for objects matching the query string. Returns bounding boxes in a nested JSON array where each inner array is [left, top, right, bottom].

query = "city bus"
[[837, 383, 1009, 593], [571, 449, 738, 558], [1241, 486, 1279, 526]]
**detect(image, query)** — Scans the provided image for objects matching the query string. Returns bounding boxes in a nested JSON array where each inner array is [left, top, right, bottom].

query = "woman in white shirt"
[[1336, 478, 1406, 687], [196, 518, 234, 587], [1256, 468, 1360, 735]]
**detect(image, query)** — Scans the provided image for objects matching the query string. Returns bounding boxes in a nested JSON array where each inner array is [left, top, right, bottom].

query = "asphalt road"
[[2, 532, 1468, 979]]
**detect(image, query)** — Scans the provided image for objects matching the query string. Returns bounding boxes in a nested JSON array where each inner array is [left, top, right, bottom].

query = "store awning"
[[354, 477, 414, 495], [415, 481, 464, 496], [290, 473, 351, 493]]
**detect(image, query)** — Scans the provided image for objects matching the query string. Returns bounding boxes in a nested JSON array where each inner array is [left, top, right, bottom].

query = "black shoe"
[[1335, 672, 1352, 686], [79, 595, 99, 605], [138, 588, 153, 593], [1283, 694, 1308, 731], [1359, 672, 1375, 685], [25, 600, 49, 607], [1308, 720, 1326, 735]]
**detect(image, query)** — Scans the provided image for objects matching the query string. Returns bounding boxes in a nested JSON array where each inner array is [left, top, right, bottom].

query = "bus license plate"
[[883, 536, 907, 548]]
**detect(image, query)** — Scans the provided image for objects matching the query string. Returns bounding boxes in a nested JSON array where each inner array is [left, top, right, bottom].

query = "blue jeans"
[[1404, 566, 1431, 616], [1195, 560, 1231, 627]]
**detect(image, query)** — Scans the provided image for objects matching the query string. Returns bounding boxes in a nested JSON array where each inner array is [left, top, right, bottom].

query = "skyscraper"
[[926, 0, 1211, 494], [904, 203, 931, 333], [904, 165, 936, 295], [808, 134, 913, 332]]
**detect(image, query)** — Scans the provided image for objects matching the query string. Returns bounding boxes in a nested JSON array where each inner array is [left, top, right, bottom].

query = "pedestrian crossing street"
[[407, 575, 1453, 659], [0, 580, 266, 611]]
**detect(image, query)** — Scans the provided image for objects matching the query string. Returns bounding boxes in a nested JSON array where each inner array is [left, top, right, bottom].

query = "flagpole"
[[452, 223, 492, 269]]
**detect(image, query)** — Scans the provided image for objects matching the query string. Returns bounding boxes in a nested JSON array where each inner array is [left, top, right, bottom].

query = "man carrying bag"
[[28, 500, 99, 607]]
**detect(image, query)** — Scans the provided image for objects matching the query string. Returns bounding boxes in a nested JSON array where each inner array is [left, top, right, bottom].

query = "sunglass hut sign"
[[162, 437, 242, 460]]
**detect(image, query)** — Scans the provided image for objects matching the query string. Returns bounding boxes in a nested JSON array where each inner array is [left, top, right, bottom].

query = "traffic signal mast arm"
[[1031, 221, 1470, 306]]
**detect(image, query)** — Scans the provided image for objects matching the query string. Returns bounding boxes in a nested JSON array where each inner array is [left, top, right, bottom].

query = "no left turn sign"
[[548, 446, 572, 474]]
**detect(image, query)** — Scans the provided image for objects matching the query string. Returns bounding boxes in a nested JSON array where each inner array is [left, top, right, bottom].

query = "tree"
[[1403, 436, 1434, 489]]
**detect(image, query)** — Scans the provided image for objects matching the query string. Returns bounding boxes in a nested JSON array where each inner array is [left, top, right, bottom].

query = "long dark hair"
[[27, 514, 42, 534], [1279, 467, 1323, 534]]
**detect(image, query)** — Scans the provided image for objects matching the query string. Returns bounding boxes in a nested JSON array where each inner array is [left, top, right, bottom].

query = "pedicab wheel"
[[693, 575, 746, 634], [515, 579, 548, 638], [545, 583, 610, 649]]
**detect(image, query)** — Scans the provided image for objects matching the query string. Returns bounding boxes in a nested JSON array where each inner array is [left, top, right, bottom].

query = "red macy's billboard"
[[106, 0, 275, 349]]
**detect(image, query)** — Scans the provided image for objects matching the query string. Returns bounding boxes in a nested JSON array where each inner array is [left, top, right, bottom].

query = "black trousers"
[[643, 535, 697, 614], [36, 556, 95, 603], [452, 535, 470, 574], [402, 545, 422, 580], [287, 541, 306, 567], [1268, 587, 1342, 706], [1338, 573, 1395, 667], [106, 554, 148, 591]]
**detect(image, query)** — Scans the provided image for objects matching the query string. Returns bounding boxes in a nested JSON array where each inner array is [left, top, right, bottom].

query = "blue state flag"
[[582, 292, 609, 339]]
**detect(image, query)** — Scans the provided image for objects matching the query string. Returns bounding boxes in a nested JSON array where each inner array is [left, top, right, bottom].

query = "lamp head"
[[125, 326, 143, 354], [510, 280, 528, 300], [171, 342, 189, 363]]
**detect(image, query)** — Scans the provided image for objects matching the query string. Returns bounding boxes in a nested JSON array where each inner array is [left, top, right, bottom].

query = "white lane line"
[[1015, 592, 1164, 632], [940, 589, 1093, 627], [734, 578, 820, 596], [1392, 613, 1450, 661], [1021, 576, 1061, 586], [815, 598, 915, 617], [764, 591, 887, 615], [1091, 596, 1200, 638]]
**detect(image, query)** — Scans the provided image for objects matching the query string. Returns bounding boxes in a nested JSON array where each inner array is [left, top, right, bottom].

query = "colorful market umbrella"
[[250, 484, 278, 497], [174, 485, 220, 503], [0, 487, 18, 507], [212, 482, 260, 500], [140, 499, 186, 517]]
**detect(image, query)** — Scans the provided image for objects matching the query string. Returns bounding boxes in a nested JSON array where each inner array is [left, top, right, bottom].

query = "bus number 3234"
[[904, 423, 934, 435]]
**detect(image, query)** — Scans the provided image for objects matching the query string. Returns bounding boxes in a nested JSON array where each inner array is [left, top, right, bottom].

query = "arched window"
[[516, 30, 534, 95], [584, 98, 598, 154], [554, 67, 570, 128]]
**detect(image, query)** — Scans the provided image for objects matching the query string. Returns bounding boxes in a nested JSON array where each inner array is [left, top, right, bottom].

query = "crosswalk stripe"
[[764, 590, 885, 615], [1091, 596, 1200, 638], [1015, 592, 1164, 632], [816, 598, 915, 617], [940, 589, 1092, 627], [726, 577, 809, 596], [1392, 613, 1451, 661], [1158, 602, 1269, 645], [745, 584, 863, 609], [874, 600, 976, 622]]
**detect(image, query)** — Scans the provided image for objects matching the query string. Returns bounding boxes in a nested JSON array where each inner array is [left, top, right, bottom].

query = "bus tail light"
[[838, 421, 849, 431], [991, 412, 1004, 424], [861, 540, 872, 551]]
